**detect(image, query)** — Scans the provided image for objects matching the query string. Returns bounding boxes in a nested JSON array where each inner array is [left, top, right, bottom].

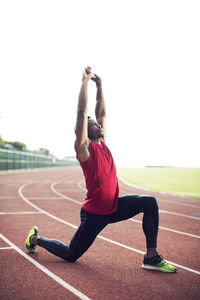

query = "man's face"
[[88, 119, 104, 140]]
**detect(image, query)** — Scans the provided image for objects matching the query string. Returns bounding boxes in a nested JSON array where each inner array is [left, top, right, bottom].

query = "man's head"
[[88, 117, 104, 141]]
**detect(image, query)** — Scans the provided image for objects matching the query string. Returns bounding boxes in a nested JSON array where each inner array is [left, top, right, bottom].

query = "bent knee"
[[64, 256, 77, 262], [147, 196, 158, 211]]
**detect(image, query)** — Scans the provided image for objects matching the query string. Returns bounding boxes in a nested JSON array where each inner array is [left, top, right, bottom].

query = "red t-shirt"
[[77, 140, 119, 215]]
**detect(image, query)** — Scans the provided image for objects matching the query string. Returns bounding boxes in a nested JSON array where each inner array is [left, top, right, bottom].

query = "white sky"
[[0, 0, 199, 167]]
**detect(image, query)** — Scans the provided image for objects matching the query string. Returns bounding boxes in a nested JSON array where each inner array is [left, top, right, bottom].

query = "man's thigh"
[[70, 209, 107, 249], [106, 194, 149, 223]]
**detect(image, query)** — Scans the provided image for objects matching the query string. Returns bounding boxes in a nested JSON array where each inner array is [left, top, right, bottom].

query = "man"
[[25, 67, 176, 273]]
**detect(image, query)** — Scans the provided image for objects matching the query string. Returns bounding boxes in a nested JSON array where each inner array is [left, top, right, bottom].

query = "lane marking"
[[54, 180, 200, 235], [77, 179, 200, 220], [97, 235, 200, 275], [77, 180, 86, 191], [27, 197, 64, 200], [118, 176, 200, 209], [51, 181, 82, 205], [129, 219, 200, 239], [0, 234, 91, 300], [0, 196, 16, 199], [158, 199, 200, 209], [118, 176, 150, 191], [0, 246, 13, 250], [0, 166, 71, 175], [19, 183, 77, 229], [54, 189, 77, 192], [160, 209, 200, 220], [0, 212, 43, 215], [19, 183, 200, 275]]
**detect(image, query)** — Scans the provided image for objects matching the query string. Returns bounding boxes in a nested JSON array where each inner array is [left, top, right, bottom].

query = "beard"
[[98, 128, 104, 138], [88, 128, 104, 140]]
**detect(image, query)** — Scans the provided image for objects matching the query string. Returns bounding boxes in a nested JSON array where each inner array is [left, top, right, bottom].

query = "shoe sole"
[[25, 226, 38, 253], [32, 226, 38, 236], [142, 264, 176, 273]]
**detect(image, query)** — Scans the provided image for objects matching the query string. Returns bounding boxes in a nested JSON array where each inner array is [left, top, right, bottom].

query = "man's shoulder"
[[75, 139, 90, 162]]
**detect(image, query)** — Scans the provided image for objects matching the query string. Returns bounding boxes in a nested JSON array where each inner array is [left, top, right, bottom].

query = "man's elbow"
[[96, 109, 106, 119], [77, 108, 87, 119], [74, 140, 79, 153]]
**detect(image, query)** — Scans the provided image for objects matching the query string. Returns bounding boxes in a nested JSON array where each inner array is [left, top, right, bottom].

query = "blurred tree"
[[39, 148, 50, 155], [0, 136, 51, 155], [9, 141, 27, 151], [0, 136, 5, 148]]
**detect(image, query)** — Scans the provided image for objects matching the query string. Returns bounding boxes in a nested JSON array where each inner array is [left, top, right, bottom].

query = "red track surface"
[[0, 167, 200, 300]]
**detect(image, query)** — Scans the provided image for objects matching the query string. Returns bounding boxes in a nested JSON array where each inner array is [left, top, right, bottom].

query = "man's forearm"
[[95, 85, 106, 119], [75, 80, 89, 145], [77, 80, 89, 114]]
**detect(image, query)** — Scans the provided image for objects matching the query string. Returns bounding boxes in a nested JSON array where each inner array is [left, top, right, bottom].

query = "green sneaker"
[[25, 226, 38, 253], [142, 254, 177, 273]]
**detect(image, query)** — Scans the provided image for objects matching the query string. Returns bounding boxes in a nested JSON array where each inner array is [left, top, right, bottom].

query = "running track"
[[0, 167, 200, 300]]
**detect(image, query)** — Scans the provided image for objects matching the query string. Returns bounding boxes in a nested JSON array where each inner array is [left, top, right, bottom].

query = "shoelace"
[[154, 255, 164, 264], [157, 259, 166, 267]]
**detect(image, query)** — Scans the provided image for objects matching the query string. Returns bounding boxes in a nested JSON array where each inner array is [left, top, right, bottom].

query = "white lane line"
[[118, 176, 150, 191], [0, 196, 16, 199], [0, 212, 43, 215], [158, 199, 200, 209], [77, 179, 200, 221], [160, 210, 200, 220], [77, 180, 86, 191], [96, 235, 200, 275], [0, 246, 13, 250], [129, 219, 200, 239], [118, 176, 200, 209], [27, 197, 64, 200], [53, 180, 200, 236], [19, 183, 200, 275], [71, 184, 200, 238], [50, 181, 82, 205], [19, 183, 77, 229], [0, 234, 91, 300]]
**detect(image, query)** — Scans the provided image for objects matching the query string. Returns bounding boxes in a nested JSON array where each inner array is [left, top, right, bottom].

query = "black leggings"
[[38, 195, 159, 262]]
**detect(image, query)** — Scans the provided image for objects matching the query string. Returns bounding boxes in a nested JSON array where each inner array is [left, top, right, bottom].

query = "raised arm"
[[92, 74, 107, 138], [74, 68, 93, 162]]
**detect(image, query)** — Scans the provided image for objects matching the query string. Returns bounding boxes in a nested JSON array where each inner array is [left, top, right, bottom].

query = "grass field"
[[117, 168, 200, 199]]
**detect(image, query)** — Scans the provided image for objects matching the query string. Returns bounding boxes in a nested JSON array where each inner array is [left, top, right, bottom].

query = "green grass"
[[117, 167, 200, 199]]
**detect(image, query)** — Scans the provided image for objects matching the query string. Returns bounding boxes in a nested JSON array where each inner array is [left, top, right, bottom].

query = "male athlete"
[[25, 67, 176, 273]]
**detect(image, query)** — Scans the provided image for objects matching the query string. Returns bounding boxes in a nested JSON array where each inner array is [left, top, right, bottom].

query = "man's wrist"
[[96, 83, 102, 89], [82, 78, 90, 84]]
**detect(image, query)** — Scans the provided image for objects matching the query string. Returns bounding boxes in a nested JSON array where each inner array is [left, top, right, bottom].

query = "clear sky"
[[0, 0, 199, 167]]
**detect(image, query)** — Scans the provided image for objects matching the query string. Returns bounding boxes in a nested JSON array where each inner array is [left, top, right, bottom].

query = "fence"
[[0, 148, 78, 171]]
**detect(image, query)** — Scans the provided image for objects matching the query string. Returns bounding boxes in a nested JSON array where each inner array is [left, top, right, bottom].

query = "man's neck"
[[91, 138, 101, 144]]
